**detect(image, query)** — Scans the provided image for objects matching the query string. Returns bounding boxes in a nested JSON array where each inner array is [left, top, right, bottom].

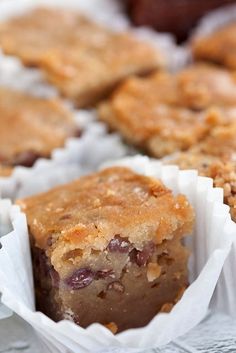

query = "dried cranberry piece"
[[107, 281, 125, 293], [130, 242, 155, 266], [96, 269, 115, 279], [73, 314, 80, 325], [107, 235, 132, 253], [59, 214, 72, 221], [47, 235, 57, 247], [73, 128, 82, 138], [129, 248, 138, 263], [13, 151, 41, 168], [65, 268, 94, 290]]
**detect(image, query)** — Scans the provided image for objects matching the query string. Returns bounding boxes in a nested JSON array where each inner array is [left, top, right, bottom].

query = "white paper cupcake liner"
[[0, 51, 58, 98], [190, 3, 236, 42], [162, 153, 236, 318], [0, 0, 187, 72], [0, 155, 235, 353], [0, 109, 128, 200], [210, 240, 236, 318]]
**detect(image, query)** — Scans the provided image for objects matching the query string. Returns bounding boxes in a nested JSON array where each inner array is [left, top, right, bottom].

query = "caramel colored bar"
[[18, 167, 194, 332]]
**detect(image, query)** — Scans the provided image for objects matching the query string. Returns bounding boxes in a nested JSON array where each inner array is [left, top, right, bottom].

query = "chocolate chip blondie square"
[[192, 22, 236, 69], [99, 63, 236, 157], [0, 87, 78, 176], [18, 167, 194, 333], [0, 7, 163, 107]]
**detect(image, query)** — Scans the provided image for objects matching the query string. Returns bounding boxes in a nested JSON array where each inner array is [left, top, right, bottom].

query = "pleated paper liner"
[[0, 156, 235, 353]]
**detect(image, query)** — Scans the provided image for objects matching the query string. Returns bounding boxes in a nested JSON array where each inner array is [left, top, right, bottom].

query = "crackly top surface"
[[192, 23, 236, 69], [0, 7, 111, 65], [167, 152, 236, 222], [0, 7, 163, 107], [0, 87, 77, 174], [189, 122, 236, 158], [99, 63, 236, 157], [18, 167, 194, 252]]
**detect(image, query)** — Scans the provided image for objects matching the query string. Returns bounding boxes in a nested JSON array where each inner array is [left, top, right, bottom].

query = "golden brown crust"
[[0, 87, 77, 171], [176, 63, 236, 109], [40, 33, 162, 108], [0, 7, 163, 107], [190, 122, 236, 159], [99, 63, 236, 157], [17, 167, 194, 254], [168, 152, 236, 222], [0, 8, 108, 65], [192, 23, 236, 69], [0, 165, 13, 177], [99, 91, 210, 155]]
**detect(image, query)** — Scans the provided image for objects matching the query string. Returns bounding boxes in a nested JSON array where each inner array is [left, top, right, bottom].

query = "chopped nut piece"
[[105, 322, 118, 334], [147, 262, 161, 282], [160, 303, 174, 313], [167, 152, 236, 222]]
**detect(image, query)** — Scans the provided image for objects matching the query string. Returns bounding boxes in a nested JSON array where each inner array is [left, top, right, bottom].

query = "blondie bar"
[[0, 7, 163, 107], [18, 167, 194, 332], [192, 22, 236, 69], [0, 87, 78, 175], [99, 64, 236, 157]]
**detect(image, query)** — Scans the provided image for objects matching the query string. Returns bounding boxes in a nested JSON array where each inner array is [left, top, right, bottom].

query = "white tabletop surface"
[[1, 312, 236, 353]]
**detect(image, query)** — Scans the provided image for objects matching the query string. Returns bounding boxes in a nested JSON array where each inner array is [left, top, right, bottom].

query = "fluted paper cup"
[[212, 241, 236, 317], [161, 153, 236, 318], [0, 155, 235, 353]]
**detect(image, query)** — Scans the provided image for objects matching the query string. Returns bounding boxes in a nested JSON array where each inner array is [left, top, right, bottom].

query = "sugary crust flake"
[[0, 7, 163, 107], [99, 63, 236, 157], [168, 152, 236, 222]]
